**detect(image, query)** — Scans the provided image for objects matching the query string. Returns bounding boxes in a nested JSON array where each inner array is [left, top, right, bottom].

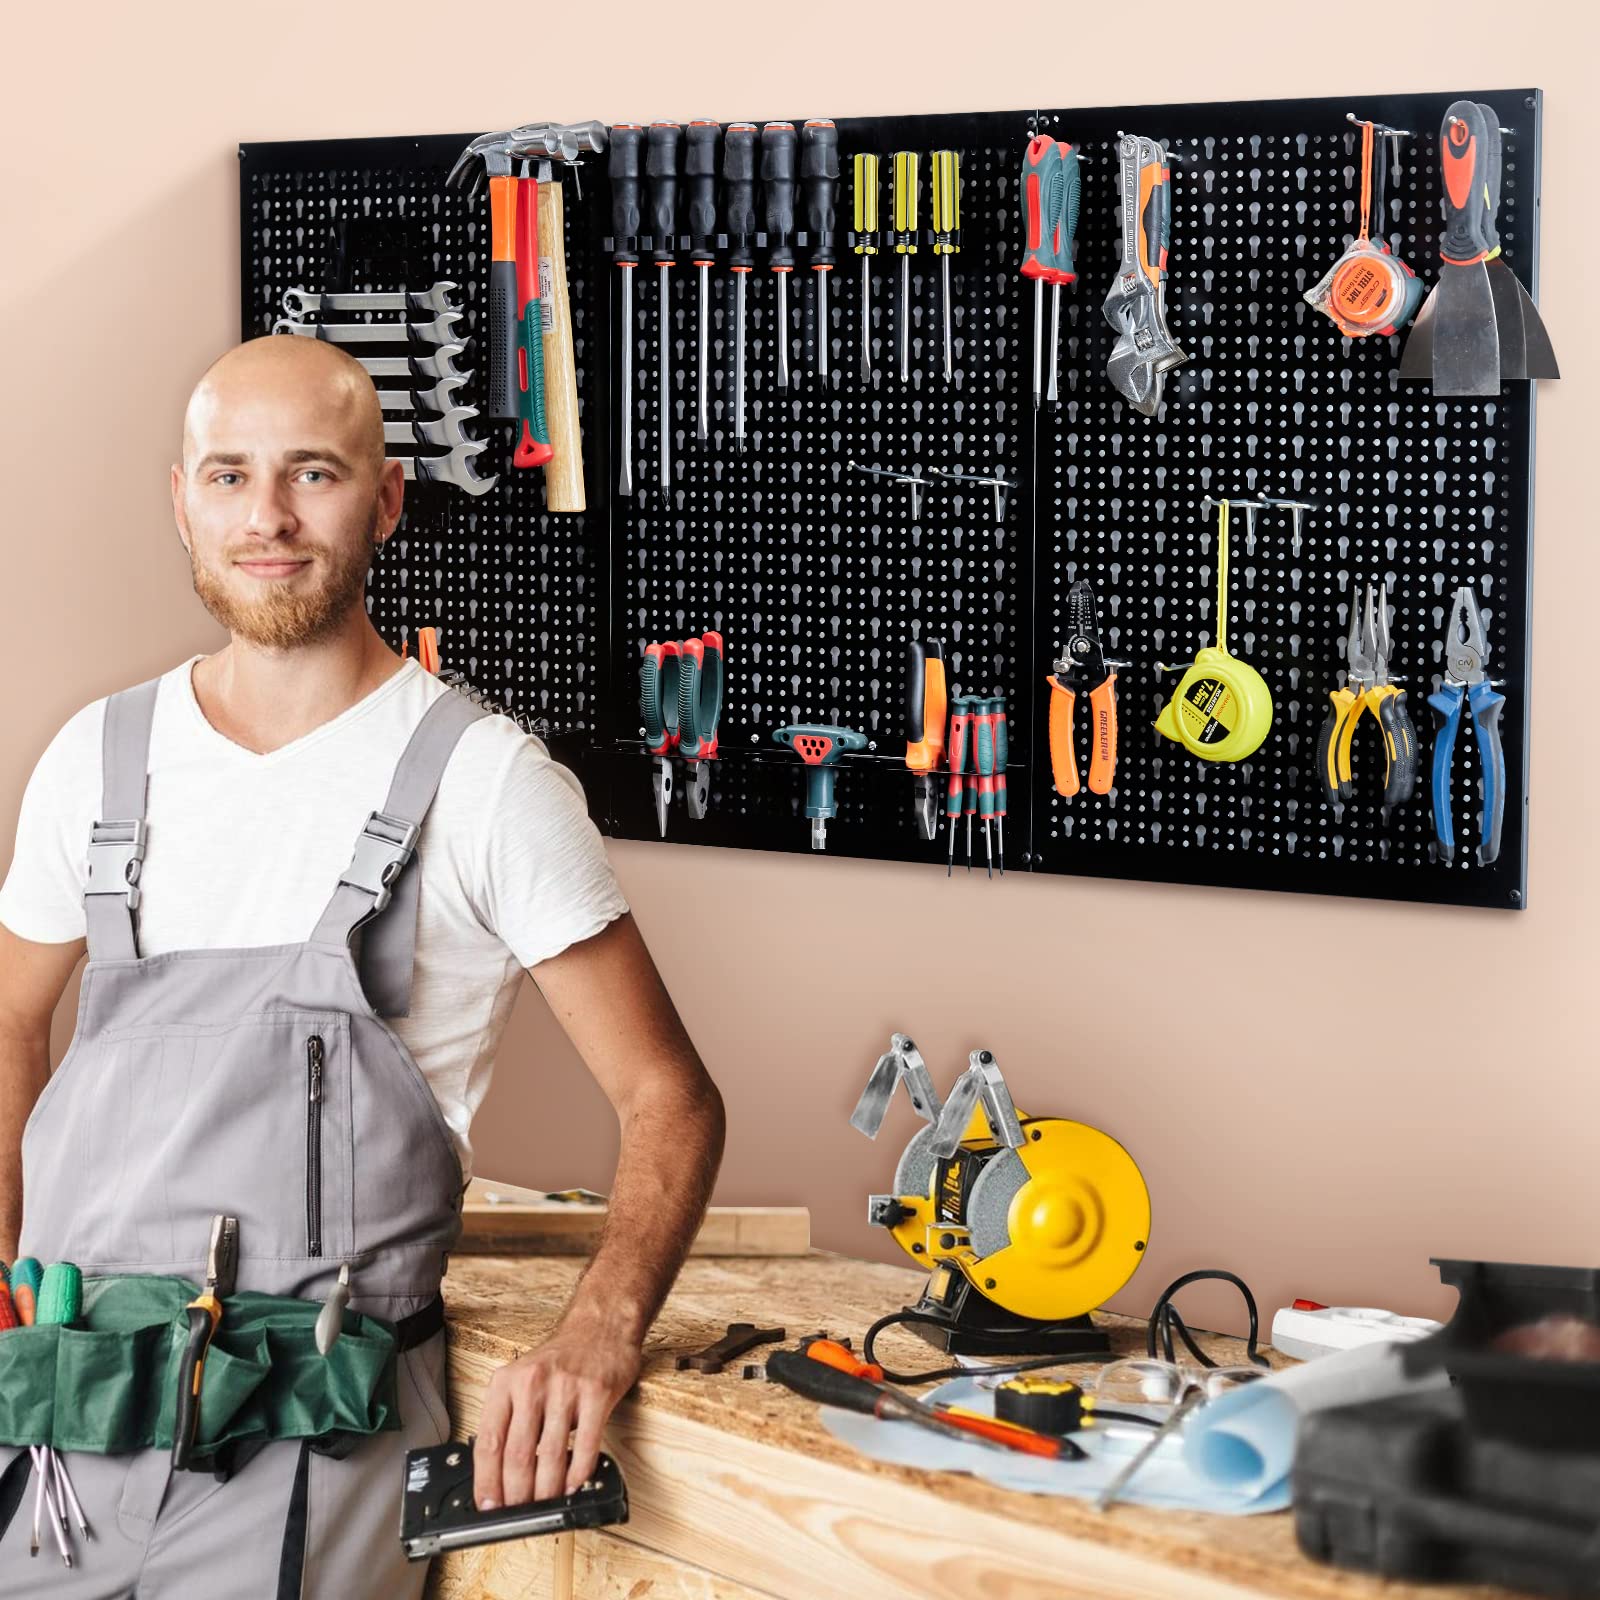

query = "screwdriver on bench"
[[646, 121, 681, 490], [931, 149, 961, 382], [686, 121, 720, 442], [892, 151, 919, 382], [608, 123, 644, 495], [801, 119, 839, 382], [724, 123, 758, 451], [762, 122, 798, 390], [853, 153, 880, 383]]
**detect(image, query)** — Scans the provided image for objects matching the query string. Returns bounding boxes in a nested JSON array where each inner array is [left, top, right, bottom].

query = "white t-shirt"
[[0, 655, 629, 1178]]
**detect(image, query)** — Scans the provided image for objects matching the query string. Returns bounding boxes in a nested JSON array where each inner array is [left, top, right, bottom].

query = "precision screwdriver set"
[[239, 88, 1546, 910]]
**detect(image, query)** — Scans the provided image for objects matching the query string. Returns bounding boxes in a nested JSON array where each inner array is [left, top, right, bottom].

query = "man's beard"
[[189, 525, 379, 650]]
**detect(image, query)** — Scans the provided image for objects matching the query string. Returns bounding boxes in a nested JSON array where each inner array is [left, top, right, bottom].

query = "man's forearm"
[[0, 1027, 51, 1261], [560, 1071, 726, 1345]]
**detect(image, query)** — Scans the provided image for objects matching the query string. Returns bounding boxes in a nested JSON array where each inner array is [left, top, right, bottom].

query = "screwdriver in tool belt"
[[1020, 136, 1065, 412], [931, 149, 961, 382], [724, 123, 758, 451], [945, 696, 973, 876], [762, 122, 799, 389], [685, 121, 720, 443], [801, 120, 839, 382], [608, 123, 644, 495], [646, 122, 681, 491], [892, 151, 919, 382], [853, 153, 880, 384]]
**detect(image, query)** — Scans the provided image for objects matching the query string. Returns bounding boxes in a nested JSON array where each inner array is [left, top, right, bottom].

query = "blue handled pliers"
[[1428, 588, 1506, 867]]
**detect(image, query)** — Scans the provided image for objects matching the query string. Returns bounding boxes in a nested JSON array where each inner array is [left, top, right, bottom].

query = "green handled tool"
[[1020, 136, 1067, 411], [512, 159, 553, 471], [640, 641, 682, 837], [773, 724, 868, 851], [945, 697, 973, 876], [173, 1214, 239, 1471], [1046, 142, 1081, 409], [974, 699, 997, 878], [678, 633, 724, 820]]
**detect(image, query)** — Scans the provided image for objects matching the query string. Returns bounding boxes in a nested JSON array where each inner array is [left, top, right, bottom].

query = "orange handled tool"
[[905, 639, 947, 841], [1048, 580, 1123, 798]]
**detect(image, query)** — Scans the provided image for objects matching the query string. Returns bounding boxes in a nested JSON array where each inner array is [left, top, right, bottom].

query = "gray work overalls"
[[0, 670, 489, 1596]]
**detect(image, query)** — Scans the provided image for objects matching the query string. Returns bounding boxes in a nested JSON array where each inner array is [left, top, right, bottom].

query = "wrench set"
[[240, 87, 1545, 911]]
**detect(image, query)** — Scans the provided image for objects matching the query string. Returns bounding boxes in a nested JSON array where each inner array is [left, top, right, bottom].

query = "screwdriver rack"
[[239, 87, 1542, 910]]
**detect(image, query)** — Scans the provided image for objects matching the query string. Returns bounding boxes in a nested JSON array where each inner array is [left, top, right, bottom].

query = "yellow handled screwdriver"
[[931, 150, 961, 382], [853, 153, 880, 383], [892, 151, 919, 382]]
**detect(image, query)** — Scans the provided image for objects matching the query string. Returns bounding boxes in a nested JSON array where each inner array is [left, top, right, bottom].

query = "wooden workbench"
[[429, 1251, 1521, 1600]]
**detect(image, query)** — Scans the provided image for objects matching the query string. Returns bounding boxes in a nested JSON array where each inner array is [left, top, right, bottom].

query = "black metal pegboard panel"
[[606, 111, 1035, 860], [1026, 90, 1537, 909], [237, 134, 609, 754], [237, 91, 1541, 909]]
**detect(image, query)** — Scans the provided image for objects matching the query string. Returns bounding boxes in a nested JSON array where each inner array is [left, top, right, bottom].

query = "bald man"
[[0, 336, 725, 1596]]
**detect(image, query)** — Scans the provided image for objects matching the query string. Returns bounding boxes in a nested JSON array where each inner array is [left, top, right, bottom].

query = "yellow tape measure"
[[1154, 500, 1273, 761]]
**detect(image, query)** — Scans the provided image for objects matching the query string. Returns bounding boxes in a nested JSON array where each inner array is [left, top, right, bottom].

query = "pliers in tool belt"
[[1429, 588, 1506, 867], [640, 641, 681, 837], [678, 633, 724, 820], [1047, 580, 1126, 796], [1317, 578, 1418, 819]]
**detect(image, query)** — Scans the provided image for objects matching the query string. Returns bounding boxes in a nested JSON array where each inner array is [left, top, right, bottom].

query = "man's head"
[[172, 336, 403, 651]]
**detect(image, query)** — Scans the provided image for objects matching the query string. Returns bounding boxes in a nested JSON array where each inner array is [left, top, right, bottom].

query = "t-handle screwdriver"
[[724, 123, 758, 451], [801, 119, 839, 382], [892, 151, 920, 382], [761, 122, 799, 389], [853, 153, 880, 384], [686, 121, 720, 442], [646, 121, 681, 490], [931, 149, 961, 382], [608, 123, 644, 494], [1020, 135, 1064, 412], [1047, 143, 1082, 409]]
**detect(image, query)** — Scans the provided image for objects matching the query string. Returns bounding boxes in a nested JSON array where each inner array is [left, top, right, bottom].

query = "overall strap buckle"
[[86, 819, 148, 911], [338, 811, 420, 916]]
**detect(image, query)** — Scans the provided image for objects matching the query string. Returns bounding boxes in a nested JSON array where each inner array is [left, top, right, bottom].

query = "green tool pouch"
[[0, 1275, 404, 1469]]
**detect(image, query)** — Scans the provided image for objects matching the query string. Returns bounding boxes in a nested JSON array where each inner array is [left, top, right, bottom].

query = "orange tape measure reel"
[[1306, 118, 1423, 339]]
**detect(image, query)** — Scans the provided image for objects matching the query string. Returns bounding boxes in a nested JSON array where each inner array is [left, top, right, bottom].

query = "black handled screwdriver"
[[608, 122, 644, 495], [723, 122, 757, 451], [685, 120, 720, 442], [761, 122, 799, 389], [801, 119, 839, 383], [891, 151, 919, 383], [853, 153, 880, 383], [646, 121, 681, 490]]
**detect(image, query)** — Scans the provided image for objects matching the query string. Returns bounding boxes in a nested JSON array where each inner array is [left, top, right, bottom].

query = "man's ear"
[[171, 463, 193, 554]]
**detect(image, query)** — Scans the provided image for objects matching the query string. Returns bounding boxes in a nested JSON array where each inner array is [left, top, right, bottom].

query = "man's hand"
[[473, 1311, 642, 1508]]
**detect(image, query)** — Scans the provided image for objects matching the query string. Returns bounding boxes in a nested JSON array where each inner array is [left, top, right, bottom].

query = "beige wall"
[[4, 3, 1596, 1340]]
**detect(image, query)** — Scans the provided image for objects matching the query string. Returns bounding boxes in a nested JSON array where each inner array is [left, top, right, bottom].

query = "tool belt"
[[0, 1275, 441, 1468]]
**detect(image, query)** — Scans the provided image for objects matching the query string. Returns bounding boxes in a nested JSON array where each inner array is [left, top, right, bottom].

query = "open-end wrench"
[[272, 313, 465, 348], [398, 442, 499, 496], [359, 347, 472, 383], [382, 409, 480, 450], [373, 375, 470, 416], [282, 283, 461, 319]]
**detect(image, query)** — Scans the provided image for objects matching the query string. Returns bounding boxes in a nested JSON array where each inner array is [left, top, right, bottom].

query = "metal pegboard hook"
[[1345, 113, 1411, 139], [926, 466, 1015, 525], [848, 459, 924, 521], [1447, 114, 1516, 134], [1259, 495, 1321, 557]]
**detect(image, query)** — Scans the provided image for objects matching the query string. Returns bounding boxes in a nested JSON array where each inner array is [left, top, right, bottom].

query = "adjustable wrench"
[[272, 313, 465, 348], [1103, 136, 1186, 415], [283, 282, 461, 319]]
